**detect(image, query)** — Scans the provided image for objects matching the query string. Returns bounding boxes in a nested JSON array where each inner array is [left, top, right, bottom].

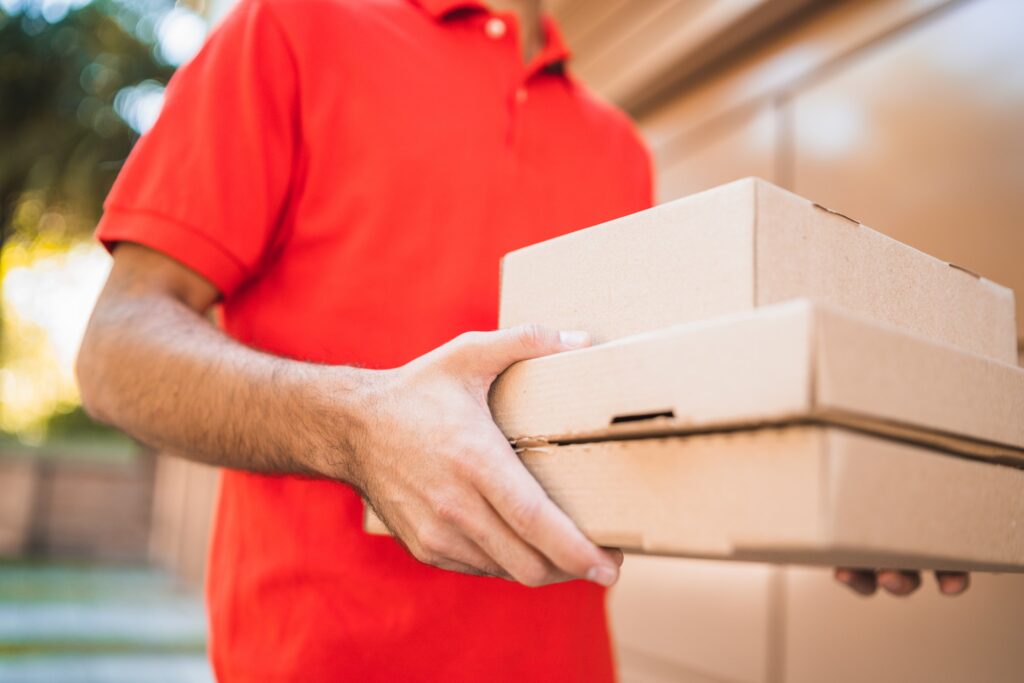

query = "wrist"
[[298, 363, 389, 485]]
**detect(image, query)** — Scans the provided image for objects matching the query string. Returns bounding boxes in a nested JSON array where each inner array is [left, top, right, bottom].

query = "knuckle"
[[508, 495, 543, 535], [431, 493, 465, 526], [450, 450, 479, 482], [515, 560, 554, 588], [415, 523, 451, 563], [515, 324, 549, 349], [408, 543, 436, 566], [453, 437, 494, 472], [453, 330, 485, 350]]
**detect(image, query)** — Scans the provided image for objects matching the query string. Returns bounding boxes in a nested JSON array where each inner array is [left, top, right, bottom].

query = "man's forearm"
[[79, 244, 624, 587], [78, 290, 371, 480]]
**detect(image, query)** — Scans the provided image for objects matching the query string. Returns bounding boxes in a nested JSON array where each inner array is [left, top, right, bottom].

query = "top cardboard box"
[[499, 178, 1017, 364]]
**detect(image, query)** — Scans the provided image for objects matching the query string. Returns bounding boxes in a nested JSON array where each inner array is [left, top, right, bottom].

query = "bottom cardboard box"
[[365, 426, 1024, 572]]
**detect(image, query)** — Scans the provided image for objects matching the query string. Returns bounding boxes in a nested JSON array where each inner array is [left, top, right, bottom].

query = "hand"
[[329, 324, 623, 587], [834, 568, 969, 597]]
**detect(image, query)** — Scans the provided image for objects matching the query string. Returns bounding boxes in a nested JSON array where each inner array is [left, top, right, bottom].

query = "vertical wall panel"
[[610, 557, 778, 683], [789, 0, 1024, 339], [648, 104, 778, 201], [783, 568, 1024, 683]]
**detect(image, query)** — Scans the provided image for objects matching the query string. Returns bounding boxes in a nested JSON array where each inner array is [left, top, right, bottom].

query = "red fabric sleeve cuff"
[[96, 206, 249, 297]]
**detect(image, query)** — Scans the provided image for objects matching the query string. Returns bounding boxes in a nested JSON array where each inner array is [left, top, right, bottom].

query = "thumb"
[[463, 324, 591, 378]]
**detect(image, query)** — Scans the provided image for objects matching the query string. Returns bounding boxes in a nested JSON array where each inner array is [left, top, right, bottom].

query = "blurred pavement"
[[0, 562, 212, 683]]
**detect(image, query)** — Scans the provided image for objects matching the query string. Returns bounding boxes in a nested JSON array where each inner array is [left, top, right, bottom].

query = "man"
[[77, 0, 966, 680]]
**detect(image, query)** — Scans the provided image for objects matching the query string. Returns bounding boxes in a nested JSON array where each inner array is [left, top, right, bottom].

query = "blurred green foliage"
[[0, 0, 175, 246], [1, 0, 185, 448]]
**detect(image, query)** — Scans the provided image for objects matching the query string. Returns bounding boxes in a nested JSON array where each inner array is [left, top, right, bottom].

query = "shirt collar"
[[409, 0, 571, 74], [412, 0, 485, 16]]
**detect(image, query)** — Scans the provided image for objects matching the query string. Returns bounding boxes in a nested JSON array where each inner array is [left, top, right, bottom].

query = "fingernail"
[[939, 575, 967, 595], [559, 330, 590, 348], [880, 574, 905, 593], [587, 565, 617, 587]]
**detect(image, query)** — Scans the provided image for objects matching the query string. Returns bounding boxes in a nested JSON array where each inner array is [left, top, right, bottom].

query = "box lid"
[[489, 299, 1024, 463], [499, 177, 1017, 363]]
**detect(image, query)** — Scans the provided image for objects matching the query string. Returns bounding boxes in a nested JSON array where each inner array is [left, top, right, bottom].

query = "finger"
[[435, 558, 505, 579], [834, 568, 878, 596], [378, 497, 510, 580], [460, 325, 591, 378], [434, 531, 511, 580], [877, 569, 922, 596], [476, 436, 620, 587], [935, 571, 970, 596], [605, 548, 625, 567], [456, 491, 575, 587], [402, 514, 512, 579]]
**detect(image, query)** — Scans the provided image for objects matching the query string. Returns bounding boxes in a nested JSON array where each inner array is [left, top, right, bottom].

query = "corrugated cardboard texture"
[[489, 300, 1024, 462], [364, 426, 1024, 571], [499, 177, 1017, 363]]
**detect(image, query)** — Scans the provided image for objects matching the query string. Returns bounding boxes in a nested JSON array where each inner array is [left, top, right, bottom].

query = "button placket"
[[506, 78, 528, 148], [482, 12, 529, 148]]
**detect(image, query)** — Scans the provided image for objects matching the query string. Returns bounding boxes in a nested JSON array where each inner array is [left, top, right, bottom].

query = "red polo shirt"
[[97, 0, 651, 679]]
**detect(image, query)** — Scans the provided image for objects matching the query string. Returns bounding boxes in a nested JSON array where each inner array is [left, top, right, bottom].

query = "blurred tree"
[[0, 0, 175, 247], [1, 0, 203, 444]]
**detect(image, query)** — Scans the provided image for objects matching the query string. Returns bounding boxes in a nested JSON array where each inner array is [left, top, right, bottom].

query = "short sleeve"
[[96, 0, 298, 297]]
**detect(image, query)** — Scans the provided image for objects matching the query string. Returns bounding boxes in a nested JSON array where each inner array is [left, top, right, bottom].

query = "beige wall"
[[553, 0, 1024, 680], [623, 0, 1024, 343]]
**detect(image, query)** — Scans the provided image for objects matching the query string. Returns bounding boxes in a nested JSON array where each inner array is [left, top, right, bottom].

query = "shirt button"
[[485, 17, 507, 39], [515, 87, 528, 104]]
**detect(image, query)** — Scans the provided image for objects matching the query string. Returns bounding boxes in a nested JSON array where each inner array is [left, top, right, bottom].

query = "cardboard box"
[[490, 299, 1024, 463], [365, 425, 1024, 571], [499, 177, 1017, 364]]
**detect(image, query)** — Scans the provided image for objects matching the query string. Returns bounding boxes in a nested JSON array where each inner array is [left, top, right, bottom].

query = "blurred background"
[[1, 0, 1022, 681]]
